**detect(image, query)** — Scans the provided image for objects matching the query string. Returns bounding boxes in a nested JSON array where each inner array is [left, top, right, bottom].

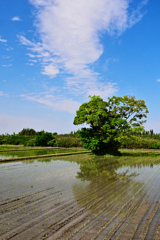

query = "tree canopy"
[[73, 95, 149, 155], [35, 132, 56, 147]]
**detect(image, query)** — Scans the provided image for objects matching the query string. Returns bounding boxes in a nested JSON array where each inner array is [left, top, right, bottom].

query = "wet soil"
[[1, 155, 160, 239]]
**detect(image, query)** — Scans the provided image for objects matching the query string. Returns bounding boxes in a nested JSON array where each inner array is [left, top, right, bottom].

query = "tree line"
[[0, 95, 160, 151]]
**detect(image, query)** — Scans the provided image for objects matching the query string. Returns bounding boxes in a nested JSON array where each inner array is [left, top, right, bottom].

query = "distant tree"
[[36, 130, 45, 136], [73, 95, 149, 155], [35, 132, 56, 146], [18, 128, 37, 136]]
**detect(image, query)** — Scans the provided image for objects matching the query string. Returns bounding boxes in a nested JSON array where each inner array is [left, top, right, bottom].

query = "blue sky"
[[0, 0, 160, 134]]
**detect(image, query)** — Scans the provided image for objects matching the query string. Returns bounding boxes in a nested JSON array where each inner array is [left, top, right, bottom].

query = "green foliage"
[[151, 143, 160, 149], [77, 157, 120, 181], [18, 128, 37, 136], [56, 136, 82, 148], [24, 139, 36, 146], [47, 139, 57, 147], [35, 132, 56, 146], [74, 95, 149, 155], [0, 134, 33, 145]]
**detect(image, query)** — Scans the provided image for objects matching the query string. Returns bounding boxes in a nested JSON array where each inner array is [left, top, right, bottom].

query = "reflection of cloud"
[[11, 16, 21, 21]]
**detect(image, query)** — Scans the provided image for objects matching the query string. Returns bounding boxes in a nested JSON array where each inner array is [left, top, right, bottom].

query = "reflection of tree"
[[76, 156, 137, 182], [73, 156, 142, 214]]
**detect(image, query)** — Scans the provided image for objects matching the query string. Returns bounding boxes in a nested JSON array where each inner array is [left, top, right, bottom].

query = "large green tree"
[[73, 95, 149, 155]]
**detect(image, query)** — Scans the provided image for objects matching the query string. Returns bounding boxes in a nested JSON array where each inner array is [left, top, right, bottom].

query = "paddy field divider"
[[0, 151, 91, 163]]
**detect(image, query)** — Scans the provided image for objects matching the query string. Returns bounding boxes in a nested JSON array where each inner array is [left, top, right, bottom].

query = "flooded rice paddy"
[[1, 153, 160, 239], [0, 149, 83, 160]]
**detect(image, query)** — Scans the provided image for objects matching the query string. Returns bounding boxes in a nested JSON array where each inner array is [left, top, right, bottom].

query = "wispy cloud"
[[128, 0, 148, 28], [157, 79, 160, 82], [42, 64, 59, 77], [6, 47, 13, 51], [26, 63, 34, 66], [29, 59, 37, 63], [26, 53, 36, 58], [11, 16, 21, 21], [2, 64, 12, 67], [19, 0, 148, 107], [20, 92, 80, 113], [0, 91, 9, 97], [0, 36, 7, 43]]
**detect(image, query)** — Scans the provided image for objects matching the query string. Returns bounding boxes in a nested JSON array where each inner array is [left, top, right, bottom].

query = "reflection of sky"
[[1, 158, 160, 205], [116, 164, 160, 186], [0, 160, 89, 202], [0, 154, 18, 159], [0, 149, 78, 159]]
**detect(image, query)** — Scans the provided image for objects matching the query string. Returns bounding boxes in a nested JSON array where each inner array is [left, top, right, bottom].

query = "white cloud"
[[0, 91, 9, 97], [2, 64, 12, 67], [42, 64, 59, 77], [19, 35, 35, 46], [6, 47, 13, 51], [26, 53, 36, 58], [1, 55, 10, 59], [11, 16, 21, 21], [29, 59, 37, 63], [21, 92, 80, 113], [26, 63, 34, 66], [157, 79, 160, 82], [0, 36, 7, 43], [19, 0, 147, 102], [128, 0, 148, 28]]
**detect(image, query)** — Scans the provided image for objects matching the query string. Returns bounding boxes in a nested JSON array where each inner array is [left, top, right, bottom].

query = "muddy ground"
[[1, 155, 160, 240]]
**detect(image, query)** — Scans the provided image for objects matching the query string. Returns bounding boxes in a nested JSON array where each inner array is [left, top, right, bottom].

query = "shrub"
[[151, 143, 160, 149], [18, 128, 37, 136], [24, 139, 36, 146], [57, 136, 82, 148], [35, 132, 56, 146], [120, 135, 160, 149], [47, 139, 57, 147]]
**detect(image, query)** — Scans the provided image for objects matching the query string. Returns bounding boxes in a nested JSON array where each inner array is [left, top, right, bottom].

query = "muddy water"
[[1, 155, 160, 239]]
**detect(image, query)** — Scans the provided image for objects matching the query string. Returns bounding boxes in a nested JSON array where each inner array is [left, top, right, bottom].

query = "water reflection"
[[0, 154, 18, 159], [0, 148, 80, 159], [73, 156, 160, 215], [76, 156, 138, 182]]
